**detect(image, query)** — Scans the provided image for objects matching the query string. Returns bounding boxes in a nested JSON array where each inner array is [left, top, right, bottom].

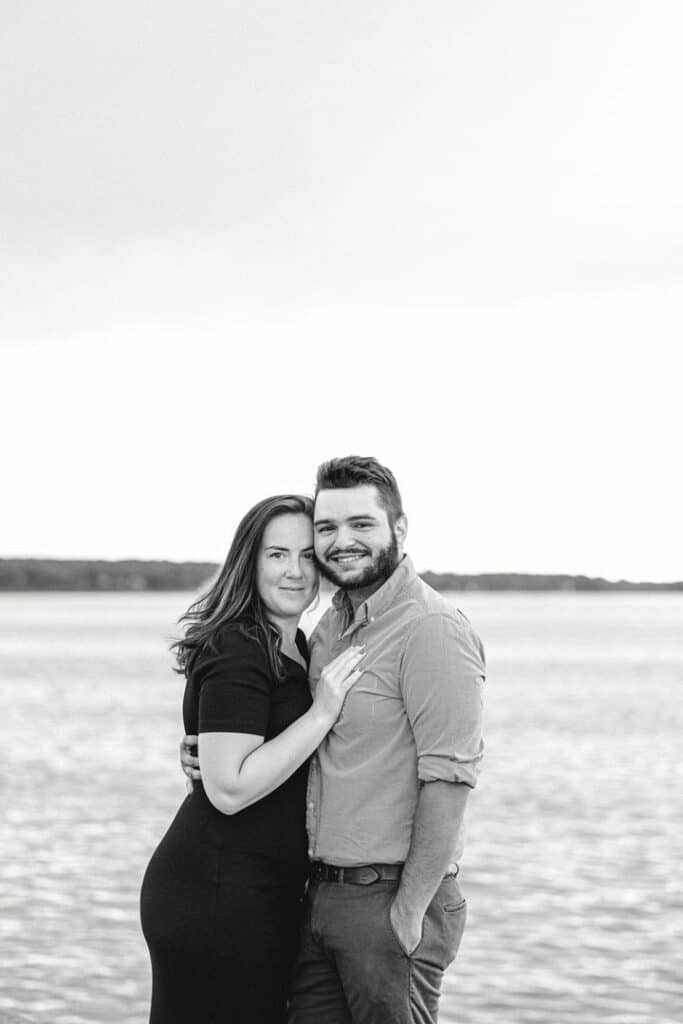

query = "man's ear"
[[394, 514, 408, 548]]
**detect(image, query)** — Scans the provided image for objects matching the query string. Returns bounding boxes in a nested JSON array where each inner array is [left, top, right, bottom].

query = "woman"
[[140, 495, 363, 1024]]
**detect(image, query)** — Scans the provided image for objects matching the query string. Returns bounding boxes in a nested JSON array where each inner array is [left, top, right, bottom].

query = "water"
[[1, 592, 681, 1024]]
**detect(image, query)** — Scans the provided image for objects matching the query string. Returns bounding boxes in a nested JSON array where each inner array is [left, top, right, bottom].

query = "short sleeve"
[[400, 612, 485, 788], [195, 626, 272, 735]]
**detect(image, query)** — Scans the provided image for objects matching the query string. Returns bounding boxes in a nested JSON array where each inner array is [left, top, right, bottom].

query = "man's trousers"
[[288, 876, 467, 1024]]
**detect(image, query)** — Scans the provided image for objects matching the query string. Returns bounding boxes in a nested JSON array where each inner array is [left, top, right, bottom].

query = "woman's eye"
[[303, 552, 315, 561]]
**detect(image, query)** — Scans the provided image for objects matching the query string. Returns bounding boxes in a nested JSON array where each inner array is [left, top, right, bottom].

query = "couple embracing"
[[140, 455, 485, 1024]]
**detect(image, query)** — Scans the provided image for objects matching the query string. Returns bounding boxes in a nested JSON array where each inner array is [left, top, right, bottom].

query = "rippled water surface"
[[1, 592, 681, 1023]]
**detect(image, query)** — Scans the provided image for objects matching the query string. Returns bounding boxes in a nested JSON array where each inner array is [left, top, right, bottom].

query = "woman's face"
[[256, 513, 318, 624]]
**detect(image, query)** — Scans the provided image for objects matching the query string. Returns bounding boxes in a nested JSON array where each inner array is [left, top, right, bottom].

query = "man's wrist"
[[392, 887, 428, 923], [389, 896, 425, 957]]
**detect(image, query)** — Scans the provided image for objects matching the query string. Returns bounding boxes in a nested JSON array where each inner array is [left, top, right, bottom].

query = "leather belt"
[[310, 862, 403, 885]]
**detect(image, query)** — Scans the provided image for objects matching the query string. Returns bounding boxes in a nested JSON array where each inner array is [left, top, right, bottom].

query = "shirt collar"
[[331, 554, 416, 627]]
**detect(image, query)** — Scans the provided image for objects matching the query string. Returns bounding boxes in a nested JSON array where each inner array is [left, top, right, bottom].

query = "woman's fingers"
[[315, 646, 368, 723], [341, 667, 364, 692], [333, 645, 365, 667], [326, 645, 365, 680], [340, 649, 365, 681]]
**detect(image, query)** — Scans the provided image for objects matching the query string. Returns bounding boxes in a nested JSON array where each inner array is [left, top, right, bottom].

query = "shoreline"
[[1, 559, 681, 592]]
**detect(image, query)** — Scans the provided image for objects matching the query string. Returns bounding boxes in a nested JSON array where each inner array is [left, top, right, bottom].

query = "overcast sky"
[[3, 1, 682, 580]]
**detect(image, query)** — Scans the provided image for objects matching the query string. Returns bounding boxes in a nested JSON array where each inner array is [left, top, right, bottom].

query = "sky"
[[2, 1, 682, 581]]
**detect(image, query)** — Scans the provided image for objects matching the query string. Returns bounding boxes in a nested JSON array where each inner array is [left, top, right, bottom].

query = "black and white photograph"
[[2, 3, 682, 1023]]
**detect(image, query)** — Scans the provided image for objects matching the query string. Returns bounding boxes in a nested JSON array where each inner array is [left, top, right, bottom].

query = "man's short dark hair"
[[315, 456, 404, 526]]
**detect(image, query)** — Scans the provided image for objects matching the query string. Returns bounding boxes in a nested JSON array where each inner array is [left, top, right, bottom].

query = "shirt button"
[[307, 801, 315, 810], [307, 848, 313, 858]]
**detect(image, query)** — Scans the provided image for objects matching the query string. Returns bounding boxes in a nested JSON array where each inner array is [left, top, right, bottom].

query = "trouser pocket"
[[385, 877, 467, 970]]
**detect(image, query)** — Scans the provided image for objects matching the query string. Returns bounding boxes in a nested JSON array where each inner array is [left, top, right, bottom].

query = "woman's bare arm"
[[197, 644, 363, 815]]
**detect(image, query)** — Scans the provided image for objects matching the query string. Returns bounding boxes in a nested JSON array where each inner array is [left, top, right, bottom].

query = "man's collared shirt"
[[306, 555, 485, 867]]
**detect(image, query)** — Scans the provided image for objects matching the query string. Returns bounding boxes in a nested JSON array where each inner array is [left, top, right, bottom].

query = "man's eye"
[[316, 526, 333, 535], [353, 523, 372, 530]]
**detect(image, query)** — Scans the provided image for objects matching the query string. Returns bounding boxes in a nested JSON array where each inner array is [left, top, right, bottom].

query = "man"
[[289, 456, 485, 1024], [182, 455, 485, 1024]]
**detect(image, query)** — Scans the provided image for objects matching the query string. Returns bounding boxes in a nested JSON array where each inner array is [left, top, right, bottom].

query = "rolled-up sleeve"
[[400, 612, 485, 788]]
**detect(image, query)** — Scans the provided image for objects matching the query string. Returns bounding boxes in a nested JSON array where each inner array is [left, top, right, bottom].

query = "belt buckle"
[[357, 865, 380, 885]]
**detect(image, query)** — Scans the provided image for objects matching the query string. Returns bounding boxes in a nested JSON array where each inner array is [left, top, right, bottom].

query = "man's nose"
[[334, 525, 355, 549]]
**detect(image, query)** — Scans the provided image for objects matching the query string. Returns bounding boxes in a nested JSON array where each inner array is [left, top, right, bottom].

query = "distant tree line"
[[0, 559, 218, 591], [420, 572, 683, 592], [1, 559, 681, 592]]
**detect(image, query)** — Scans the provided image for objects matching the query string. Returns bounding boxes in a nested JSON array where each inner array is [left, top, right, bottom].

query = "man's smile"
[[329, 551, 369, 565]]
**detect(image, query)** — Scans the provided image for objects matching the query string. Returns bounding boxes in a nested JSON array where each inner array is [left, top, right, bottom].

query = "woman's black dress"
[[140, 623, 312, 1024]]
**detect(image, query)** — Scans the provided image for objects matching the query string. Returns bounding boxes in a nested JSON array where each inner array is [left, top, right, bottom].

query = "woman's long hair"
[[172, 494, 315, 681]]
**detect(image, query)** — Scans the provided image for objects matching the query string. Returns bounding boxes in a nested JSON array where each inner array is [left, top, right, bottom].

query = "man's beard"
[[317, 532, 400, 591]]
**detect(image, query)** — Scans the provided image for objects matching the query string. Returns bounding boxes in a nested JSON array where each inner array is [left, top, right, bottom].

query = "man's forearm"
[[394, 780, 469, 922]]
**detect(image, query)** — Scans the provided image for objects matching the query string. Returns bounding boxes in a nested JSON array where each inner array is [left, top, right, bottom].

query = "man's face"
[[313, 485, 405, 590]]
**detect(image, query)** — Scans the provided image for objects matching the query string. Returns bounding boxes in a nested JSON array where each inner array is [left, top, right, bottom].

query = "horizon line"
[[1, 556, 682, 588]]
